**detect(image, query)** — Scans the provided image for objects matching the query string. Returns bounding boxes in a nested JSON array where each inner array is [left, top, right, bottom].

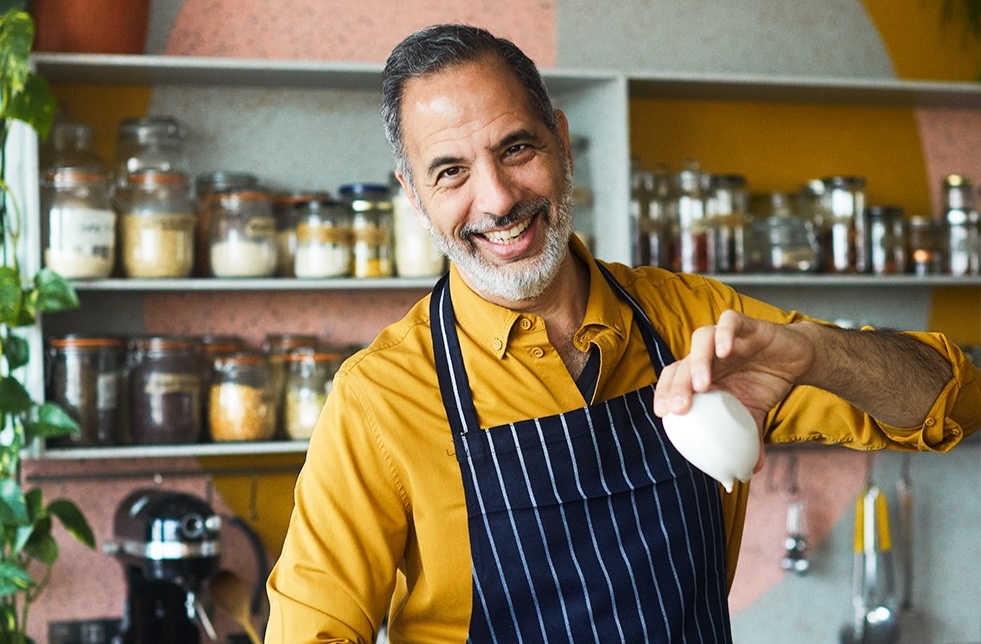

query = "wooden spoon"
[[210, 569, 262, 644]]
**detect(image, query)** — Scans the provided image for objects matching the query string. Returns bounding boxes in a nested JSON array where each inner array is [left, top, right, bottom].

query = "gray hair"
[[381, 24, 559, 186]]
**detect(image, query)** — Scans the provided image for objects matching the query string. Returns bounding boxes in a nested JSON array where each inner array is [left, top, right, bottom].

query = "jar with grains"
[[126, 336, 203, 445], [263, 333, 319, 438], [209, 351, 277, 442], [340, 183, 394, 278], [116, 169, 195, 278], [42, 167, 116, 278], [283, 350, 340, 440], [198, 334, 247, 435], [46, 335, 126, 447], [274, 191, 331, 277], [194, 172, 259, 277], [209, 188, 278, 277], [113, 116, 187, 190], [391, 179, 445, 277], [294, 197, 352, 278]]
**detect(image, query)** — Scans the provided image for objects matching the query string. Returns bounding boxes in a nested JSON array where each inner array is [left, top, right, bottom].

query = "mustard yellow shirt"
[[266, 239, 981, 644]]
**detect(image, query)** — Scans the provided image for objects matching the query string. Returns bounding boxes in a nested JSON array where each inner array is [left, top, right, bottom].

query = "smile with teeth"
[[482, 217, 533, 244]]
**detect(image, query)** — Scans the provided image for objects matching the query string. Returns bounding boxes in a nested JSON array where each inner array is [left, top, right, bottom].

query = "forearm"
[[794, 323, 953, 428]]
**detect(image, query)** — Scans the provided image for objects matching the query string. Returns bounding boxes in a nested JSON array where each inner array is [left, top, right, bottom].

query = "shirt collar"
[[447, 235, 628, 358]]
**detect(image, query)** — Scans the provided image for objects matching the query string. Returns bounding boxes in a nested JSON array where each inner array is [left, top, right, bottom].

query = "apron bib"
[[429, 265, 732, 643]]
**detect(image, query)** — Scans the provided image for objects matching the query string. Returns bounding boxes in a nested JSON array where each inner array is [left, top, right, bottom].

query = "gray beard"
[[417, 171, 575, 303]]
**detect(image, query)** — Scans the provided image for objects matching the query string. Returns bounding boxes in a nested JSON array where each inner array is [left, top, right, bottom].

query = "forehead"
[[398, 56, 542, 154]]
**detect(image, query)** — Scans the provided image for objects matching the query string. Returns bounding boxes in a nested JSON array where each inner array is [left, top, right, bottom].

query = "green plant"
[[0, 3, 94, 643]]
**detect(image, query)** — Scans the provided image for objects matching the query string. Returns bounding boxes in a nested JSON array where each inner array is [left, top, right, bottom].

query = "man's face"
[[396, 56, 574, 304]]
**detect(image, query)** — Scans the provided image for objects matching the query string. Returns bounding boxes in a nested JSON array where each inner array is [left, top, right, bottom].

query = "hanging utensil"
[[778, 452, 809, 575], [896, 453, 914, 615]]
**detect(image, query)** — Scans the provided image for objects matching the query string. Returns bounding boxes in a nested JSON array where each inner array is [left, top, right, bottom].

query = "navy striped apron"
[[429, 265, 732, 643]]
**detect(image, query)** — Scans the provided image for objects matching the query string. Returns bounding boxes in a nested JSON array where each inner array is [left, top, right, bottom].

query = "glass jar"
[[273, 191, 330, 277], [209, 188, 278, 277], [126, 336, 203, 445], [391, 179, 445, 278], [262, 333, 320, 438], [194, 171, 260, 277], [198, 334, 247, 435], [820, 175, 866, 273], [209, 351, 277, 442], [864, 205, 905, 275], [941, 174, 979, 276], [669, 161, 712, 274], [283, 350, 341, 440], [904, 216, 945, 276], [46, 335, 126, 447], [340, 183, 394, 278], [707, 174, 748, 273], [116, 169, 196, 278], [40, 121, 104, 173], [294, 197, 352, 278], [42, 167, 116, 278], [113, 116, 187, 190]]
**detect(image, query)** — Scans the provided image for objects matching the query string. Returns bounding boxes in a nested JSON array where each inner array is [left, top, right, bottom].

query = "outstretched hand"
[[652, 309, 816, 430]]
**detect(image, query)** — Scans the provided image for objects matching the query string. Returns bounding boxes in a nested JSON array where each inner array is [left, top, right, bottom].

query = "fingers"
[[652, 310, 750, 418]]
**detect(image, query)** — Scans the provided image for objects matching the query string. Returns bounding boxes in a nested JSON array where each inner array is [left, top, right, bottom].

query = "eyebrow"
[[424, 128, 545, 179]]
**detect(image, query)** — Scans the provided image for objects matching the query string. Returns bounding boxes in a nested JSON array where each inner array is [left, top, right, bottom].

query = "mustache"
[[459, 197, 551, 240]]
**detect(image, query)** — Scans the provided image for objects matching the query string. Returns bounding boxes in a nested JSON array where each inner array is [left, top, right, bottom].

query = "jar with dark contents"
[[209, 352, 277, 442], [126, 336, 203, 445], [340, 183, 394, 278], [46, 336, 126, 447], [904, 216, 945, 276], [864, 205, 905, 275], [820, 176, 866, 273]]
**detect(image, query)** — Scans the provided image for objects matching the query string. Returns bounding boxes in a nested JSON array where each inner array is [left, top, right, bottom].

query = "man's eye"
[[436, 166, 465, 184]]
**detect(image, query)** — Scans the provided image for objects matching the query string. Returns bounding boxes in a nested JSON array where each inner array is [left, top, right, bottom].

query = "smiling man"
[[265, 24, 981, 644]]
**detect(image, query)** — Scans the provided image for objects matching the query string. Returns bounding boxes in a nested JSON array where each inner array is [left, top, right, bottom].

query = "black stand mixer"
[[105, 489, 223, 643]]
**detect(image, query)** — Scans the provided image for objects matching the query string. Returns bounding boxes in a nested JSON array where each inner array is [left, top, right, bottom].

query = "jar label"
[[97, 372, 119, 411], [49, 206, 115, 249], [144, 372, 202, 396], [296, 221, 350, 244], [245, 217, 276, 238], [352, 226, 391, 245]]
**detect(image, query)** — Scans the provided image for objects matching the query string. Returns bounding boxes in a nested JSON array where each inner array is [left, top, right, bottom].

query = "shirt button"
[[925, 417, 936, 427], [520, 318, 533, 331], [531, 347, 545, 358], [493, 339, 503, 351]]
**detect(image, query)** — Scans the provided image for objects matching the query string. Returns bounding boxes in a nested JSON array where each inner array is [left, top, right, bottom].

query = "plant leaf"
[[5, 72, 56, 140], [0, 561, 34, 597], [2, 332, 27, 371], [0, 376, 32, 414], [47, 499, 95, 549], [0, 267, 22, 327], [24, 517, 57, 564], [24, 402, 79, 441], [0, 478, 28, 525], [0, 8, 33, 93], [32, 268, 79, 314]]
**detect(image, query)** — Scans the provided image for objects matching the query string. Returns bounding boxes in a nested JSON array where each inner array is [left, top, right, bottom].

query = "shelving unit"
[[22, 52, 981, 460]]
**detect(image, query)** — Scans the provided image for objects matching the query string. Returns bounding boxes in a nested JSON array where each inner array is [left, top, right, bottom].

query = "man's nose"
[[472, 163, 521, 216]]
